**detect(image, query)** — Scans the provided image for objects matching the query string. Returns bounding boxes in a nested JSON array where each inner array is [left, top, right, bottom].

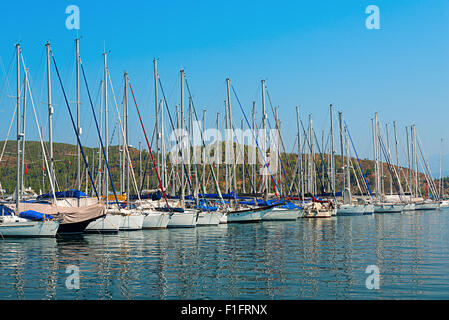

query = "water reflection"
[[0, 210, 449, 299]]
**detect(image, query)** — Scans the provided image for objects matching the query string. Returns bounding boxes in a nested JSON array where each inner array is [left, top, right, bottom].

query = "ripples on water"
[[0, 209, 448, 299]]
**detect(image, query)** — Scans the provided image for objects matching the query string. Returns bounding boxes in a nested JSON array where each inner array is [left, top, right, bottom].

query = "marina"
[[1, 1, 449, 302]]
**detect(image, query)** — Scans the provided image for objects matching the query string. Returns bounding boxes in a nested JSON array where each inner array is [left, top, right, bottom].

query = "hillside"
[[0, 140, 442, 198]]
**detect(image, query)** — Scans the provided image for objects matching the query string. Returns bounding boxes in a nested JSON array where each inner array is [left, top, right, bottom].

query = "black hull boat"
[[57, 216, 104, 235]]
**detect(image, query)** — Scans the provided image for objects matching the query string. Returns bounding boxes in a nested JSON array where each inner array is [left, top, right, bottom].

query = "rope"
[[79, 59, 120, 208], [50, 51, 99, 200]]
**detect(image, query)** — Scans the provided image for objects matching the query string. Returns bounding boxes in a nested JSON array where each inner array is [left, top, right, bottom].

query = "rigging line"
[[21, 57, 58, 207], [311, 124, 337, 202], [416, 134, 438, 197], [298, 118, 330, 198], [0, 106, 16, 165], [81, 80, 102, 147], [50, 50, 99, 200], [266, 117, 287, 198], [127, 77, 171, 208], [231, 85, 282, 201], [104, 70, 141, 205], [269, 114, 299, 197], [344, 121, 374, 199], [80, 59, 121, 207], [157, 76, 197, 204], [378, 133, 403, 200], [377, 122, 405, 197], [394, 133, 412, 195], [179, 93, 212, 208], [138, 119, 157, 194], [0, 52, 15, 109]]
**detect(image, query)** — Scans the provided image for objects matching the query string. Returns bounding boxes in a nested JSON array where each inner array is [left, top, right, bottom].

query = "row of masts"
[[12, 40, 443, 206]]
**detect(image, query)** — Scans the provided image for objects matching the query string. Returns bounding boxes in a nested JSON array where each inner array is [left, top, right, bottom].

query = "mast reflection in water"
[[0, 209, 449, 299]]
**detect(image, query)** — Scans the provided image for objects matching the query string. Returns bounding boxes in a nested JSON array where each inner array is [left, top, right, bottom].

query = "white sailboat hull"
[[403, 203, 416, 211], [303, 208, 334, 218], [119, 213, 144, 230], [227, 207, 273, 223], [262, 207, 300, 220], [142, 211, 170, 229], [167, 211, 197, 228], [0, 218, 59, 237], [374, 204, 404, 213], [439, 200, 449, 208], [415, 202, 440, 210], [219, 213, 228, 224], [196, 211, 223, 226], [85, 214, 121, 233], [337, 204, 366, 216], [363, 204, 374, 215]]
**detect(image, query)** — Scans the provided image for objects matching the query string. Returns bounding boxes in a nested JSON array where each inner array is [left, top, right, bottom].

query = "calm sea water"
[[0, 209, 449, 300]]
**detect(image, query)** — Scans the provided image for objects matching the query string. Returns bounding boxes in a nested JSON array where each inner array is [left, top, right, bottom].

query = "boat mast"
[[180, 70, 185, 208], [406, 126, 411, 196], [241, 118, 245, 193], [189, 97, 196, 195], [296, 106, 303, 203], [224, 101, 228, 193], [330, 104, 335, 195], [372, 118, 377, 201], [261, 80, 268, 200], [160, 99, 166, 189], [16, 43, 21, 211], [20, 67, 28, 194], [226, 78, 237, 194], [173, 105, 179, 196], [308, 114, 313, 195], [216, 112, 220, 193], [203, 109, 207, 193], [345, 124, 350, 200], [98, 80, 103, 196], [189, 97, 194, 194], [393, 121, 402, 195], [41, 126, 45, 194], [124, 72, 129, 204], [252, 102, 256, 192], [153, 59, 160, 177], [271, 107, 283, 195], [338, 111, 344, 201], [76, 38, 81, 196], [440, 138, 443, 199], [139, 141, 142, 187], [374, 113, 381, 200], [45, 42, 55, 192], [413, 125, 418, 196], [321, 129, 325, 193], [103, 51, 108, 204]]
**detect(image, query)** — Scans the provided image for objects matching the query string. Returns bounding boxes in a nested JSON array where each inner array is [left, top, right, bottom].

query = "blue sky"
[[1, 0, 449, 174]]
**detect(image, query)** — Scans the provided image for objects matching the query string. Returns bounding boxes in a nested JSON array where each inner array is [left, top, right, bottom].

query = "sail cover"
[[6, 202, 105, 224], [19, 210, 55, 221], [37, 189, 87, 200]]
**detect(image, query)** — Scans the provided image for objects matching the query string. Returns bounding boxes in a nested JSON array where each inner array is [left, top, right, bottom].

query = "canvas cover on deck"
[[5, 202, 105, 224], [37, 189, 87, 200]]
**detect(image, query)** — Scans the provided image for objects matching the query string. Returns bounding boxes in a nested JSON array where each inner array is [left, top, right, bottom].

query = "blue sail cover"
[[0, 204, 15, 216], [37, 189, 86, 200], [19, 210, 54, 221], [194, 200, 218, 212], [238, 199, 301, 209]]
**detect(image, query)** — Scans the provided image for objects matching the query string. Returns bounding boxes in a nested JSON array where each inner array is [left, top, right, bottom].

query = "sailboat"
[[0, 44, 60, 238], [336, 113, 371, 216], [370, 113, 404, 214]]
